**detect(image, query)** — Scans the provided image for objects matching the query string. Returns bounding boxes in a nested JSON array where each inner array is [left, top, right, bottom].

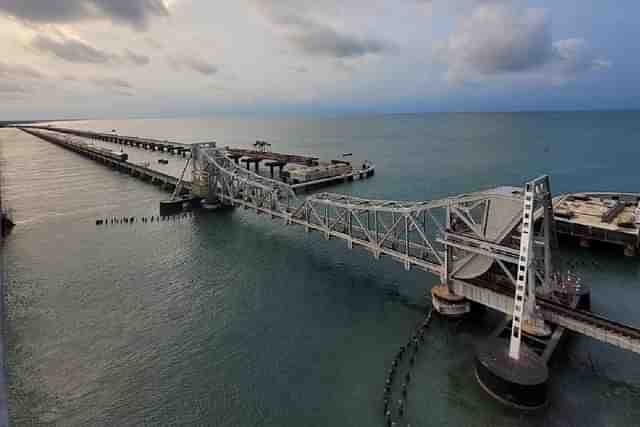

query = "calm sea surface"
[[1, 112, 640, 426]]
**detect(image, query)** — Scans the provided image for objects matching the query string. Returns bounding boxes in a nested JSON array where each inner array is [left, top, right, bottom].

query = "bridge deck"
[[22, 125, 191, 149], [226, 148, 318, 165]]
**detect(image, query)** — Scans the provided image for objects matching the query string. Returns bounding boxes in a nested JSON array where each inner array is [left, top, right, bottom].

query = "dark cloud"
[[124, 49, 150, 66], [0, 61, 44, 79], [169, 55, 218, 76], [0, 62, 47, 98], [281, 15, 391, 59], [0, 0, 168, 30], [440, 2, 610, 82], [0, 0, 86, 23], [92, 77, 132, 89], [251, 1, 393, 59], [0, 81, 30, 94], [145, 37, 163, 49], [92, 77, 133, 95], [91, 0, 168, 29], [31, 34, 113, 64], [30, 34, 151, 66], [441, 3, 551, 78]]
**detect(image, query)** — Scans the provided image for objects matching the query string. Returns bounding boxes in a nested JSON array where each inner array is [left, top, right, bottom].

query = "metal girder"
[[408, 213, 442, 264], [309, 191, 521, 214], [193, 150, 534, 279], [450, 206, 483, 238], [196, 148, 532, 287], [443, 232, 521, 256], [436, 238, 519, 265]]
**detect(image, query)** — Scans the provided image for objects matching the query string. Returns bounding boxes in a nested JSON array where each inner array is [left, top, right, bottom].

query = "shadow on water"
[[194, 206, 435, 308]]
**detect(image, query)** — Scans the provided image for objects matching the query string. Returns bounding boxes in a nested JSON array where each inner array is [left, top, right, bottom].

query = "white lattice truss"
[[198, 146, 536, 280]]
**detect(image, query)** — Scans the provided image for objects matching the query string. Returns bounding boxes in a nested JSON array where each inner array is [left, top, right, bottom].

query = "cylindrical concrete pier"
[[475, 338, 548, 410], [431, 284, 470, 318]]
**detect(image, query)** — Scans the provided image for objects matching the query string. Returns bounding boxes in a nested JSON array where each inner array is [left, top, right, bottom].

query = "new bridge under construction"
[[15, 125, 640, 410]]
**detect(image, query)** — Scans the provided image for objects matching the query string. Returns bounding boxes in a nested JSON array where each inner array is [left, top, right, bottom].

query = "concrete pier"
[[553, 192, 640, 256], [265, 160, 286, 178], [22, 125, 376, 196]]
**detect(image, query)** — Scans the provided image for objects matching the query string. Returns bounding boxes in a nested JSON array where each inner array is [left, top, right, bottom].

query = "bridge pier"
[[475, 338, 549, 410], [265, 161, 286, 178], [624, 243, 637, 257], [431, 284, 471, 318]]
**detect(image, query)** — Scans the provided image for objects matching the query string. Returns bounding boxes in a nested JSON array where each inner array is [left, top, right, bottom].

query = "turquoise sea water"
[[1, 112, 640, 426]]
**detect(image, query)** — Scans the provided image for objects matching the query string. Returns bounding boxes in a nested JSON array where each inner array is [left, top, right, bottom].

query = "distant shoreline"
[[2, 109, 640, 126], [1, 119, 84, 127]]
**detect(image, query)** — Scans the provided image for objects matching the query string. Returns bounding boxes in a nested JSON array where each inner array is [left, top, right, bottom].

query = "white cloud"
[[440, 2, 610, 84], [553, 38, 611, 73]]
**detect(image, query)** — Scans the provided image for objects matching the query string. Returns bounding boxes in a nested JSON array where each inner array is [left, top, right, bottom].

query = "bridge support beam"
[[432, 206, 471, 318]]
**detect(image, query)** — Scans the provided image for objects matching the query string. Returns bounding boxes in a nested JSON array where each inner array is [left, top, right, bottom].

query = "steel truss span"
[[196, 145, 523, 275], [194, 144, 640, 355]]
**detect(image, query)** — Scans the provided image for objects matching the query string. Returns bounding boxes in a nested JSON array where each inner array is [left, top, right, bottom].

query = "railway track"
[[538, 296, 640, 341], [471, 275, 640, 352]]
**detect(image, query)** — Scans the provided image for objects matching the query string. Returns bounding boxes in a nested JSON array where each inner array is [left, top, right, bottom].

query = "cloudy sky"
[[0, 0, 637, 119]]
